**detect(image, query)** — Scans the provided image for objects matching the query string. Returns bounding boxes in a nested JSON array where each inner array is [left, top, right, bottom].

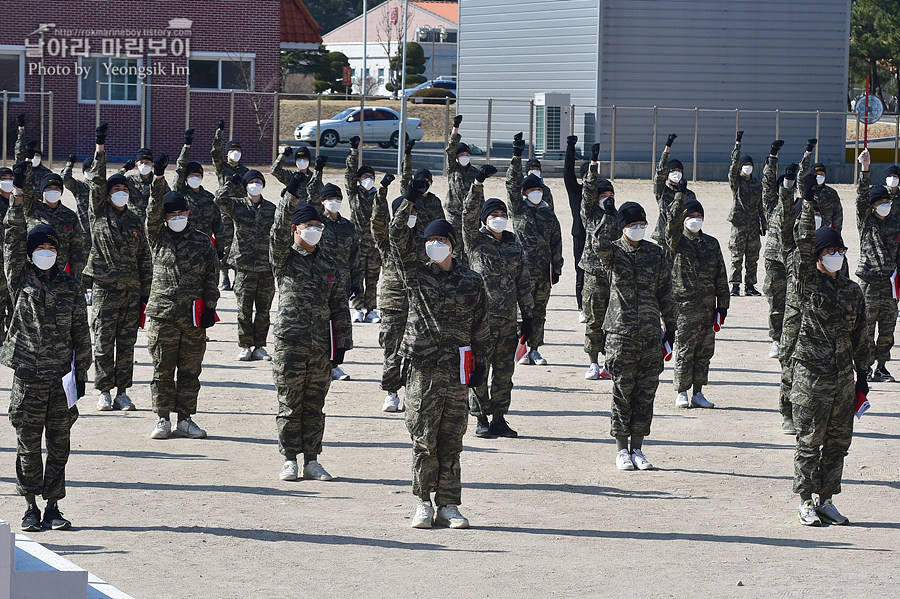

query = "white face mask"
[[527, 169, 541, 178], [457, 155, 470, 167], [526, 190, 543, 205], [167, 215, 188, 232], [246, 182, 264, 196], [228, 149, 242, 162], [1, 179, 15, 193], [886, 176, 899, 188], [425, 240, 451, 263], [296, 158, 310, 170], [187, 176, 202, 189], [83, 170, 95, 181], [821, 253, 844, 273], [815, 215, 823, 229], [31, 249, 57, 271], [668, 171, 682, 184], [487, 216, 508, 233], [31, 156, 41, 167], [875, 203, 891, 217], [323, 199, 342, 214], [43, 189, 62, 204], [111, 190, 130, 207], [816, 174, 825, 185], [137, 162, 153, 176], [782, 177, 793, 190], [684, 217, 703, 233], [360, 177, 375, 191], [299, 225, 323, 246], [623, 224, 646, 242], [741, 165, 753, 176], [407, 214, 417, 229]]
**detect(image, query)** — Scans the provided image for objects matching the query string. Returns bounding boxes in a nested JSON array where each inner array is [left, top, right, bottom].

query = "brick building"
[[1, 0, 321, 166]]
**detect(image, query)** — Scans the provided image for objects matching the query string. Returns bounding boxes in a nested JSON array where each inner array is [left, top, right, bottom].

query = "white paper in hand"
[[62, 351, 78, 408]]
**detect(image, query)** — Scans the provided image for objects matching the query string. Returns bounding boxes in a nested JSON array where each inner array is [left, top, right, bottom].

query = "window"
[[79, 57, 140, 104], [0, 49, 25, 101], [375, 109, 398, 121], [377, 68, 385, 85], [188, 55, 254, 91]]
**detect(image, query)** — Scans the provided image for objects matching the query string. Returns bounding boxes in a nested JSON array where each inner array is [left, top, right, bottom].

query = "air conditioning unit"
[[533, 92, 571, 158]]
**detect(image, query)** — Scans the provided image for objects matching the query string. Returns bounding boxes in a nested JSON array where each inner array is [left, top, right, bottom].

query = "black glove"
[[349, 136, 360, 150], [153, 153, 169, 176], [677, 178, 688, 193], [567, 135, 578, 146], [217, 119, 226, 131], [16, 113, 27, 127], [282, 145, 293, 157], [25, 141, 37, 160], [285, 171, 307, 196], [380, 172, 395, 188], [806, 138, 818, 152], [602, 196, 616, 217], [200, 307, 216, 328], [512, 132, 526, 157], [350, 286, 361, 299], [122, 160, 135, 172], [736, 130, 744, 143], [591, 143, 600, 162], [468, 362, 486, 388], [229, 173, 244, 187], [453, 114, 463, 128], [405, 139, 416, 154], [663, 328, 676, 349], [551, 270, 560, 285], [475, 164, 498, 183], [12, 162, 27, 188], [76, 379, 86, 398], [802, 174, 817, 201], [716, 307, 727, 323], [666, 133, 677, 147], [333, 348, 347, 366], [184, 128, 195, 146], [770, 140, 785, 156], [67, 153, 77, 164], [784, 163, 799, 180], [95, 123, 108, 145], [315, 155, 327, 171], [856, 374, 869, 396], [408, 177, 429, 201], [519, 317, 534, 344]]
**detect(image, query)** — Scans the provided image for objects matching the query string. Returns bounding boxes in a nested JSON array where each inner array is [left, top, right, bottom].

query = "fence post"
[[610, 105, 617, 180], [184, 85, 191, 130], [272, 92, 280, 163], [735, 108, 740, 138], [693, 107, 699, 182], [854, 115, 860, 184], [95, 79, 100, 127], [40, 92, 44, 157], [895, 112, 899, 166], [139, 82, 146, 148], [47, 91, 53, 168], [775, 109, 780, 140], [570, 104, 575, 137], [316, 93, 322, 158], [485, 98, 493, 164], [815, 110, 821, 163], [229, 89, 235, 140], [651, 106, 658, 179], [444, 96, 450, 150], [2, 90, 7, 166], [528, 99, 534, 160]]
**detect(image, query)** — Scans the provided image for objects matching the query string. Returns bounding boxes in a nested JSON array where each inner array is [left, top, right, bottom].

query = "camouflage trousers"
[[860, 278, 898, 365], [447, 209, 469, 268], [529, 270, 552, 349], [673, 303, 716, 393], [606, 333, 664, 438], [234, 269, 276, 348], [469, 317, 519, 417], [582, 271, 610, 357], [8, 375, 78, 501], [405, 363, 467, 506], [573, 235, 586, 311], [273, 339, 331, 458], [147, 317, 207, 416], [0, 279, 10, 345], [779, 303, 801, 417], [220, 215, 235, 272], [763, 257, 786, 342], [789, 362, 854, 496], [728, 225, 761, 286], [91, 285, 141, 392], [351, 240, 382, 312], [379, 309, 408, 393]]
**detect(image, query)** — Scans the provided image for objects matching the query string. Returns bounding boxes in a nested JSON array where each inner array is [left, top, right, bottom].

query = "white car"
[[294, 107, 424, 148]]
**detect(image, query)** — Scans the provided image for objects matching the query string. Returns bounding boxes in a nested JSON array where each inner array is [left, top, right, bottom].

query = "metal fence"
[[2, 90, 54, 168]]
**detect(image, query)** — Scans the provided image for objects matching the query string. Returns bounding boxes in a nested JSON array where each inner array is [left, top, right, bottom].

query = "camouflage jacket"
[[579, 163, 620, 275], [214, 184, 276, 273], [762, 155, 783, 261], [445, 132, 480, 230], [400, 150, 447, 239], [269, 193, 353, 353], [84, 150, 153, 295], [15, 128, 52, 187], [856, 170, 900, 282], [506, 156, 564, 282], [1, 202, 91, 380], [212, 128, 249, 187], [888, 185, 900, 220], [391, 196, 490, 371], [321, 210, 363, 297], [463, 182, 533, 322], [779, 178, 803, 310], [173, 145, 225, 244], [61, 160, 92, 240], [594, 212, 676, 338], [371, 185, 410, 312], [798, 150, 842, 231], [344, 151, 378, 248], [145, 177, 219, 324], [652, 149, 696, 245], [21, 169, 86, 280], [667, 190, 730, 309], [793, 199, 872, 376], [270, 152, 323, 204], [118, 171, 153, 223], [728, 143, 764, 229]]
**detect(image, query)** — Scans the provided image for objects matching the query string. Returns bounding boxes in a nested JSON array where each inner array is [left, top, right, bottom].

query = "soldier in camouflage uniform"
[[3, 174, 90, 531], [20, 171, 85, 283], [445, 115, 479, 265], [727, 131, 765, 296], [884, 165, 900, 218], [593, 200, 676, 471], [61, 155, 94, 267], [401, 140, 446, 234], [761, 141, 787, 359], [270, 196, 352, 483], [270, 145, 326, 204], [856, 149, 900, 382], [790, 196, 872, 527], [85, 124, 154, 412], [391, 187, 490, 530], [212, 120, 248, 290], [15, 114, 51, 187], [652, 134, 695, 252], [463, 167, 533, 439], [508, 148, 563, 366], [215, 170, 277, 361], [565, 136, 590, 320], [0, 167, 13, 343], [523, 157, 554, 209], [117, 147, 154, 222], [797, 138, 842, 231], [145, 159, 220, 440], [172, 129, 225, 257], [666, 184, 729, 409], [345, 139, 382, 322]]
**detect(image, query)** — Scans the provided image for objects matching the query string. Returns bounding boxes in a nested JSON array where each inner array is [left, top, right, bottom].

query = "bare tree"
[[230, 50, 280, 161], [375, 3, 404, 98], [352, 73, 379, 97]]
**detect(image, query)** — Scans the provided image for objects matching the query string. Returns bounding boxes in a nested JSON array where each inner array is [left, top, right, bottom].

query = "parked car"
[[403, 79, 457, 98], [294, 107, 424, 148]]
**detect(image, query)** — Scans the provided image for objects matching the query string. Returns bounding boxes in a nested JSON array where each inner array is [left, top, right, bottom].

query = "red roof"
[[412, 1, 459, 25], [281, 0, 323, 44]]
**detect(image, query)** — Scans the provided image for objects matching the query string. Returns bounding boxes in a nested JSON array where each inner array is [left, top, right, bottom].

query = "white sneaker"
[[691, 391, 715, 408], [616, 448, 635, 470], [97, 391, 113, 411], [517, 350, 533, 365], [251, 347, 272, 361], [585, 363, 601, 380], [411, 500, 434, 529], [798, 500, 822, 526], [113, 391, 136, 411], [279, 460, 299, 481], [578, 310, 586, 323], [150, 417, 171, 439], [351, 309, 366, 323], [630, 448, 653, 470], [530, 349, 548, 366], [364, 310, 382, 323], [332, 366, 350, 381], [769, 340, 780, 359], [302, 460, 333, 481], [434, 505, 470, 529], [598, 365, 612, 380], [382, 392, 402, 412], [174, 417, 207, 439], [816, 498, 849, 525], [237, 347, 253, 361], [675, 391, 690, 408]]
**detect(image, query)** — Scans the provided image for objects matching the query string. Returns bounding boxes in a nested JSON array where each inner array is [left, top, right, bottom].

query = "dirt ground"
[[0, 170, 897, 599]]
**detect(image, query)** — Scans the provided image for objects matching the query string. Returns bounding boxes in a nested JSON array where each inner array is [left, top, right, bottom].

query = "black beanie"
[[579, 162, 590, 178], [525, 158, 541, 171], [107, 173, 129, 191], [40, 173, 63, 193], [0, 167, 12, 178], [424, 218, 457, 247], [683, 199, 704, 217], [884, 164, 900, 178], [522, 173, 543, 192], [481, 197, 508, 224], [242, 169, 265, 186], [597, 178, 614, 195], [225, 140, 241, 152], [356, 165, 375, 179], [455, 142, 470, 156], [391, 195, 407, 215], [26, 224, 60, 255], [292, 201, 320, 225], [669, 159, 684, 172], [321, 183, 342, 200], [870, 185, 890, 203], [741, 155, 754, 166], [135, 148, 153, 162], [811, 162, 826, 175], [163, 190, 188, 213], [185, 161, 203, 176], [82, 156, 93, 173], [295, 146, 311, 160], [616, 201, 646, 229], [414, 167, 433, 181], [814, 226, 845, 257]]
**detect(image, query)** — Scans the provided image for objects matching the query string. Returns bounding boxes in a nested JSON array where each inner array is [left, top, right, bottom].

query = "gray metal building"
[[456, 0, 851, 172]]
